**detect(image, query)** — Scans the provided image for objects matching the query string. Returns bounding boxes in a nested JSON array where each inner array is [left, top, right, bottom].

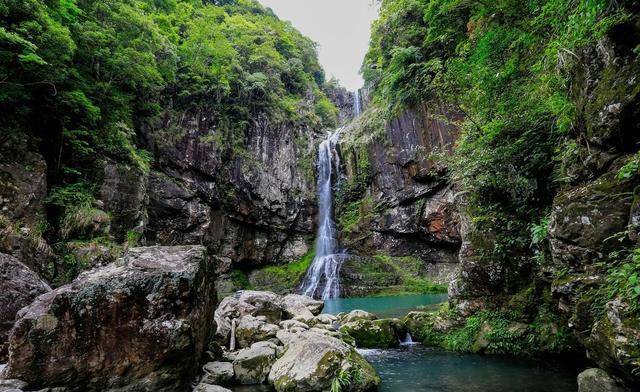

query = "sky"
[[258, 0, 380, 91]]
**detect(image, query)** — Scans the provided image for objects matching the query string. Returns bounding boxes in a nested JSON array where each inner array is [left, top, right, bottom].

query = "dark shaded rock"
[[5, 246, 216, 391], [0, 253, 51, 362], [586, 300, 640, 388], [549, 164, 634, 269], [144, 108, 317, 269], [98, 161, 148, 242], [201, 362, 234, 386], [577, 368, 629, 392]]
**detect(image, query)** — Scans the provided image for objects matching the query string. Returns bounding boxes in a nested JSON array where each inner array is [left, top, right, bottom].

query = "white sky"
[[258, 0, 380, 91]]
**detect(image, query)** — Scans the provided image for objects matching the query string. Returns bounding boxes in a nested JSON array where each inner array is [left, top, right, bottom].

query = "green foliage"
[[331, 353, 364, 392], [2, 0, 338, 250], [617, 152, 640, 181], [249, 247, 315, 294], [421, 307, 575, 356], [363, 0, 633, 269], [607, 248, 640, 315]]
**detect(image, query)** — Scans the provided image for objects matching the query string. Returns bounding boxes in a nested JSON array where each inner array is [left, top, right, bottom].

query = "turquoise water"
[[322, 293, 448, 318], [323, 294, 578, 392], [360, 345, 578, 392]]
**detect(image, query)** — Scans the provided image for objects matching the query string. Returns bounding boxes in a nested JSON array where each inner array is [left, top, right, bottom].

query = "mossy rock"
[[339, 319, 401, 348]]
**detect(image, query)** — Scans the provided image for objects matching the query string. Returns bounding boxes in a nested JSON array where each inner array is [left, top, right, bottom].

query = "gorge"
[[1, 0, 640, 391]]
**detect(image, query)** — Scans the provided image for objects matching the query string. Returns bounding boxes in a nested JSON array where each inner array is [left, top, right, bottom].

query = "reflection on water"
[[322, 293, 448, 318], [360, 345, 578, 392]]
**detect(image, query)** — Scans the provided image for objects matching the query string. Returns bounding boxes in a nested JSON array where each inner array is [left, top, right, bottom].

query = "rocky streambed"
[[0, 247, 382, 392]]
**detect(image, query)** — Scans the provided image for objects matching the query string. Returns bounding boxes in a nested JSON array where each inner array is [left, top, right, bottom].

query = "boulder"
[[282, 294, 323, 318], [314, 314, 337, 325], [279, 320, 309, 330], [577, 368, 628, 392], [0, 378, 27, 392], [233, 341, 279, 385], [0, 253, 50, 362], [5, 246, 216, 391], [340, 310, 377, 324], [339, 319, 401, 348], [586, 300, 640, 387], [214, 291, 283, 343], [201, 362, 234, 386], [193, 383, 232, 392], [268, 330, 380, 392], [235, 315, 279, 348]]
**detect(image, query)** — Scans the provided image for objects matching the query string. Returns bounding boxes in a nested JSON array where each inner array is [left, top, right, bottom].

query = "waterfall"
[[400, 332, 416, 345], [353, 90, 362, 117], [299, 129, 345, 299]]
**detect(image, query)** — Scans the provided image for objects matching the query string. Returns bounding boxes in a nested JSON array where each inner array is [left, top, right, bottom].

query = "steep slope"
[[0, 0, 351, 289], [348, 0, 640, 388]]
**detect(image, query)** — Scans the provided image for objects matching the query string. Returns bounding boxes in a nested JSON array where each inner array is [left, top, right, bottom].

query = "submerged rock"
[[5, 246, 216, 391], [0, 253, 50, 362]]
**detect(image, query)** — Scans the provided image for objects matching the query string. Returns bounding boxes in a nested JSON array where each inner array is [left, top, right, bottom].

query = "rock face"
[[0, 138, 53, 278], [0, 253, 51, 362], [144, 108, 318, 274], [268, 330, 380, 392], [99, 160, 148, 242], [336, 104, 461, 294], [5, 246, 216, 391]]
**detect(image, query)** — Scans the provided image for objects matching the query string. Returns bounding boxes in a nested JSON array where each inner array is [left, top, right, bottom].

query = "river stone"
[[235, 315, 280, 348], [577, 368, 628, 392], [0, 378, 27, 392], [282, 294, 323, 318], [314, 313, 337, 325], [339, 319, 399, 348], [233, 341, 278, 385], [279, 320, 309, 330], [340, 310, 377, 324], [0, 253, 50, 362], [268, 330, 380, 392], [202, 362, 234, 385], [214, 291, 283, 343], [5, 246, 216, 391], [193, 383, 232, 392]]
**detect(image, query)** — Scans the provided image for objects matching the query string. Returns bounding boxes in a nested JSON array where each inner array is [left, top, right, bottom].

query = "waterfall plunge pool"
[[323, 294, 579, 392], [322, 293, 448, 318]]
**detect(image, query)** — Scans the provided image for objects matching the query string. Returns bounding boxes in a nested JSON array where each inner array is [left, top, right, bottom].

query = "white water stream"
[[299, 129, 344, 299]]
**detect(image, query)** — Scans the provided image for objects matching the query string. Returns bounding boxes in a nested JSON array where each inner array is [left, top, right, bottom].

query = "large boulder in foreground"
[[268, 330, 380, 392], [0, 253, 50, 362], [5, 246, 216, 391]]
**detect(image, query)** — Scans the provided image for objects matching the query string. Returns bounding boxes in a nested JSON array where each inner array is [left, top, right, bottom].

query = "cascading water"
[[353, 90, 362, 117], [299, 129, 345, 299]]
